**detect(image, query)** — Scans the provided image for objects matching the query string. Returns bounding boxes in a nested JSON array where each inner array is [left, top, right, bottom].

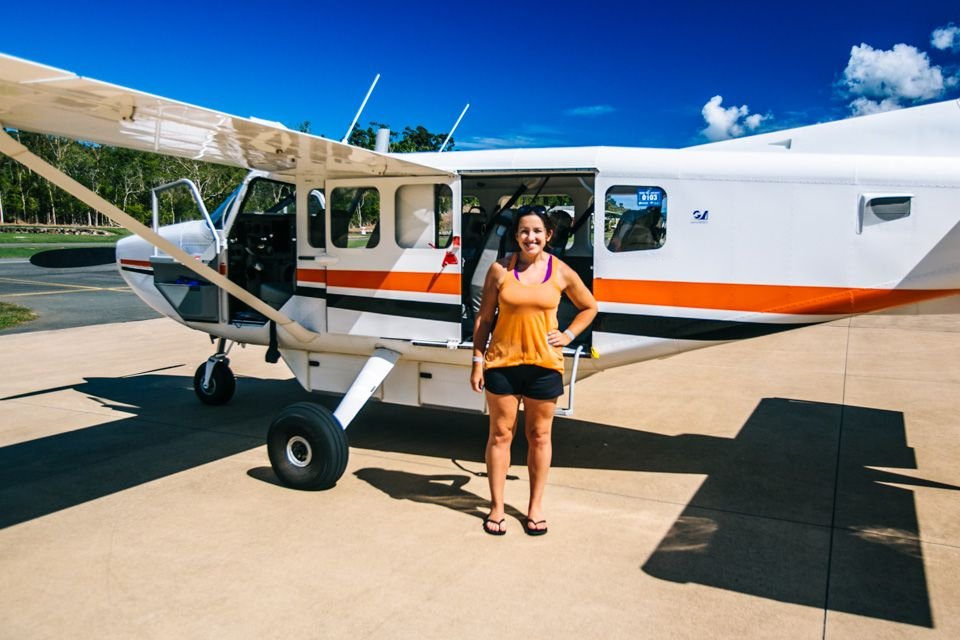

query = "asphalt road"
[[0, 258, 161, 334]]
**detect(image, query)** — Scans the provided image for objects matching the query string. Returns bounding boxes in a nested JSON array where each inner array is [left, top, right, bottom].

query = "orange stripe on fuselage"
[[119, 258, 152, 268], [298, 269, 459, 295], [297, 268, 327, 284], [594, 279, 960, 315]]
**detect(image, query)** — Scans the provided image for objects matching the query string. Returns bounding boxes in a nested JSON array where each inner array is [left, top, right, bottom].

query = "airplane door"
[[593, 177, 670, 354], [324, 177, 462, 341], [291, 179, 330, 333]]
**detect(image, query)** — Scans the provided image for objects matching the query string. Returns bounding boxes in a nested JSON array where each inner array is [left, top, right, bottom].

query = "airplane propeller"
[[29, 246, 117, 269]]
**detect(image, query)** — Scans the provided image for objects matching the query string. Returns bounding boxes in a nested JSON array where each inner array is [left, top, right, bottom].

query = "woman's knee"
[[488, 423, 515, 447], [526, 427, 552, 449]]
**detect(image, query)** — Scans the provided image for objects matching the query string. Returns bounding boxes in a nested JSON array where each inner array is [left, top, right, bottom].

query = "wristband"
[[472, 356, 484, 363], [563, 329, 576, 340]]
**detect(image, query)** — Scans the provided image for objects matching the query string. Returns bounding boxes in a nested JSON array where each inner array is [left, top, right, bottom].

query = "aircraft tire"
[[267, 402, 348, 490], [193, 361, 236, 406]]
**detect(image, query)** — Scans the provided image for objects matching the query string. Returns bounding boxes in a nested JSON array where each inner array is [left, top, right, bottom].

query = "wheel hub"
[[286, 436, 313, 468]]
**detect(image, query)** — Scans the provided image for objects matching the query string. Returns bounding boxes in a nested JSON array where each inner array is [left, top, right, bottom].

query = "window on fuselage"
[[395, 184, 453, 248], [605, 186, 667, 252], [330, 186, 380, 248], [307, 190, 326, 248]]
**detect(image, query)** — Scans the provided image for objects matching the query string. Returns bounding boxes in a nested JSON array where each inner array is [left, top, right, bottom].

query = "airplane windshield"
[[210, 184, 242, 227]]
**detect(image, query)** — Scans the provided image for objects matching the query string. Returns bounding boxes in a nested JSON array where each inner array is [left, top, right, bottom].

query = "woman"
[[470, 205, 598, 536]]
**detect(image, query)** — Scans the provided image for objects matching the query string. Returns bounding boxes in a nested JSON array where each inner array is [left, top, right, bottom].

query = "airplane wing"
[[688, 99, 960, 157], [0, 53, 450, 180]]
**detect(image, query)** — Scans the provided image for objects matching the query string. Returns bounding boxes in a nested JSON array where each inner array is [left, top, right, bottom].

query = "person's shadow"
[[354, 468, 525, 525]]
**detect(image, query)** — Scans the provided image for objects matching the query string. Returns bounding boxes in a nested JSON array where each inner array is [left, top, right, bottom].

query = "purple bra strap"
[[513, 254, 553, 283]]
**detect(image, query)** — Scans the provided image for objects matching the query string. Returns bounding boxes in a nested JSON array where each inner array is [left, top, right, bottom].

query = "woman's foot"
[[483, 515, 507, 536], [524, 517, 548, 536]]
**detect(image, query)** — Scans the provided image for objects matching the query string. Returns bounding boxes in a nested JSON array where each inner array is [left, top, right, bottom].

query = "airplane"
[[2, 53, 959, 491]]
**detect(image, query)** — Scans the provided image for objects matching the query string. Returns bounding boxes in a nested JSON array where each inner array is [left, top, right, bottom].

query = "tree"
[[347, 122, 452, 152]]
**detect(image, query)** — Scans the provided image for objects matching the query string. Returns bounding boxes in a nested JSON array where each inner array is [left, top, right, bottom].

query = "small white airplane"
[[2, 53, 959, 490]]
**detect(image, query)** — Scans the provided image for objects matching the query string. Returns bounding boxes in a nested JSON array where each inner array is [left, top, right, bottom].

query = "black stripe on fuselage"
[[295, 286, 328, 299], [595, 312, 815, 341], [120, 266, 154, 276], [326, 293, 460, 323]]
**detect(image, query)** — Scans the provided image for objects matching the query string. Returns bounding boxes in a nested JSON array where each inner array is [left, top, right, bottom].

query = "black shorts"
[[484, 365, 564, 400]]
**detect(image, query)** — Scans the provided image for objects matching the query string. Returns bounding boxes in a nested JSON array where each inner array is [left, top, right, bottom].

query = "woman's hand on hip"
[[547, 329, 571, 348], [470, 363, 485, 393]]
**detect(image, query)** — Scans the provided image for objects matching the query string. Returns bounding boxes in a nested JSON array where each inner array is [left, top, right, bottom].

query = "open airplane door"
[[324, 176, 462, 342]]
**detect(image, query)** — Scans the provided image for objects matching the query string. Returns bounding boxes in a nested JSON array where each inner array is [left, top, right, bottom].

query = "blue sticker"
[[637, 188, 662, 208]]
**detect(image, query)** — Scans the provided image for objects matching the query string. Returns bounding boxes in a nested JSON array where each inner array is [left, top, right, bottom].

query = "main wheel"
[[267, 402, 348, 490], [193, 360, 236, 406]]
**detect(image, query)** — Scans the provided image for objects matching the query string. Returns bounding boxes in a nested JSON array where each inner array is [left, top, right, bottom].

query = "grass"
[[0, 246, 50, 258], [0, 230, 130, 244], [0, 301, 37, 330], [0, 227, 130, 258]]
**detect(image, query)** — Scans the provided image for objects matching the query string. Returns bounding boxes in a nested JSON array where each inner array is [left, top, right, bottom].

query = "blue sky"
[[3, 0, 959, 149]]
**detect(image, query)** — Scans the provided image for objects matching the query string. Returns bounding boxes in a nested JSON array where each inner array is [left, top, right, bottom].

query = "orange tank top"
[[484, 254, 564, 373]]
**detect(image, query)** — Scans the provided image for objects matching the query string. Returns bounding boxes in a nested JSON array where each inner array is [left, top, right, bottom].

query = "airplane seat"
[[468, 212, 514, 317], [548, 210, 572, 256], [608, 208, 659, 252], [498, 209, 520, 257], [461, 207, 486, 263]]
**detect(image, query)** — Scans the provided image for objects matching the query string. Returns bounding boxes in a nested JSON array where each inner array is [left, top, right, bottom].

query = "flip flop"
[[524, 519, 548, 536], [483, 517, 507, 536]]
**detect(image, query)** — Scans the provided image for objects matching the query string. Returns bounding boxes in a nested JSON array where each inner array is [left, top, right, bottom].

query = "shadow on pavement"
[[353, 468, 526, 525], [2, 374, 957, 626]]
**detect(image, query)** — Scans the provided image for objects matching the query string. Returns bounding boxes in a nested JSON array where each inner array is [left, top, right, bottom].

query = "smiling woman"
[[0, 301, 36, 330]]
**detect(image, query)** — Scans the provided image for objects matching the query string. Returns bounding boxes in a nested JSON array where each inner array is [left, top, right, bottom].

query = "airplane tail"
[[690, 99, 960, 157]]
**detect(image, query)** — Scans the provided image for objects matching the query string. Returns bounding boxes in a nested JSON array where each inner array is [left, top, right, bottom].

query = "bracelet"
[[472, 356, 484, 363], [563, 329, 576, 340]]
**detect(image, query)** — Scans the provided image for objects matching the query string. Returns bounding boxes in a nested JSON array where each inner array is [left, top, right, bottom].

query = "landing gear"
[[266, 347, 401, 490], [193, 337, 236, 405], [267, 402, 348, 490]]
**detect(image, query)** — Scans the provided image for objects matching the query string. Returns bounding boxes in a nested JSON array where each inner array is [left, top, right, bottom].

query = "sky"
[[2, 0, 959, 150]]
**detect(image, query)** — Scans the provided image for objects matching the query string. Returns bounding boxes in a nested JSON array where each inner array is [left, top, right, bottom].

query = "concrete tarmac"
[[0, 314, 959, 639]]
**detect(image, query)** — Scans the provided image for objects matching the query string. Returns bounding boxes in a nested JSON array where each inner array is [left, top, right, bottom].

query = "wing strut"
[[0, 128, 318, 344]]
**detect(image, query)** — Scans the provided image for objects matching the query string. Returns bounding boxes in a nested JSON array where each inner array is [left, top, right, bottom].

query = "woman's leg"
[[485, 391, 521, 532], [523, 396, 557, 530]]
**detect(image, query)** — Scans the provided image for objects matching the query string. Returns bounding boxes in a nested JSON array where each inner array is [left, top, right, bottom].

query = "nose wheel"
[[193, 359, 236, 405], [193, 337, 237, 405]]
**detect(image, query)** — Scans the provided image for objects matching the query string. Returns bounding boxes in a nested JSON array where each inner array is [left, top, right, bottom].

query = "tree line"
[[0, 123, 452, 227]]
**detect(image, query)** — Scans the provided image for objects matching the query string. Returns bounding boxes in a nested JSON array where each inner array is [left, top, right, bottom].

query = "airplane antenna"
[[341, 74, 381, 144], [439, 103, 470, 152]]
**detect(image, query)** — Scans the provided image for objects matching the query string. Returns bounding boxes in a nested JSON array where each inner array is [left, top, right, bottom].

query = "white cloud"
[[849, 97, 902, 116], [700, 95, 769, 141], [841, 43, 945, 114], [457, 135, 541, 149], [564, 104, 616, 117], [931, 24, 960, 52]]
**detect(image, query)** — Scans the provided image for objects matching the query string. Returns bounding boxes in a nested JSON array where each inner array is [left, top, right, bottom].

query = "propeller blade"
[[29, 247, 116, 269]]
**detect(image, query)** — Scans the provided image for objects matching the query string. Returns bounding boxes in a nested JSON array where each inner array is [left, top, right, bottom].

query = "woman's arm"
[[470, 262, 504, 392], [547, 261, 598, 348]]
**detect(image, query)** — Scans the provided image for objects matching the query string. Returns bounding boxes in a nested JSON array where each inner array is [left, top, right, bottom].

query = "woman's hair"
[[512, 204, 555, 238]]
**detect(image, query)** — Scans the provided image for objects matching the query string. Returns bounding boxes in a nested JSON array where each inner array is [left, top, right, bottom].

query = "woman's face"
[[516, 213, 552, 258]]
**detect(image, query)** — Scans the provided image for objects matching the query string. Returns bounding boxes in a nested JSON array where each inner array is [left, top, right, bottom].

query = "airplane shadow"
[[1, 374, 956, 627]]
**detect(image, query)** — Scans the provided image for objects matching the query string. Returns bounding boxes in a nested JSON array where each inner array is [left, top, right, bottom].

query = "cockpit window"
[[239, 178, 296, 216]]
